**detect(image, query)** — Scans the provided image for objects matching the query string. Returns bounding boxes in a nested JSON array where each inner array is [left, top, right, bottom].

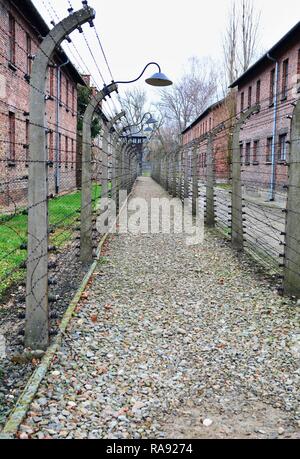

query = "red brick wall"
[[182, 100, 231, 182], [0, 0, 79, 207], [238, 40, 300, 194]]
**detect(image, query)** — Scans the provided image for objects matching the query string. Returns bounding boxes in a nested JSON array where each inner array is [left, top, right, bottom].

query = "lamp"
[[102, 62, 172, 97], [122, 112, 157, 133], [145, 72, 172, 87], [146, 114, 158, 125]]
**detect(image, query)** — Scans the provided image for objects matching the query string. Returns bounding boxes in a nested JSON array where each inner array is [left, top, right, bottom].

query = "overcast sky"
[[32, 0, 300, 116]]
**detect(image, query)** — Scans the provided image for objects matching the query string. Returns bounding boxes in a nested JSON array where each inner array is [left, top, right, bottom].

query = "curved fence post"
[[231, 105, 259, 251], [80, 84, 117, 263], [25, 7, 95, 350], [108, 111, 125, 205]]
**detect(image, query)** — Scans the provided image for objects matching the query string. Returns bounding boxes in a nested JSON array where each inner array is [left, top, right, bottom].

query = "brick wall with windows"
[[230, 21, 300, 196], [182, 98, 231, 182], [0, 0, 85, 206]]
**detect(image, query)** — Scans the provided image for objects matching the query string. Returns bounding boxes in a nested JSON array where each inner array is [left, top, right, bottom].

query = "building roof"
[[11, 0, 86, 86], [181, 99, 224, 135], [229, 20, 300, 89]]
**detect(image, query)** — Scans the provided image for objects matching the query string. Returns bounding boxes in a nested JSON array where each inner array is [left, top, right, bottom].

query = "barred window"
[[8, 112, 16, 161], [9, 14, 16, 64]]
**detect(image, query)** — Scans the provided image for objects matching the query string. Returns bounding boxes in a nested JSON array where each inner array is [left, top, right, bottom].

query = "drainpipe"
[[267, 53, 279, 201], [55, 58, 69, 194]]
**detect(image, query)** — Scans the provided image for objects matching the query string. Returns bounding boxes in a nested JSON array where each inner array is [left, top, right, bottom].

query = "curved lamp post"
[[102, 62, 172, 97]]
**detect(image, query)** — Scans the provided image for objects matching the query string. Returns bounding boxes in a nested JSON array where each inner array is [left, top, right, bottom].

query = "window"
[[282, 59, 289, 99], [266, 137, 273, 163], [8, 112, 16, 161], [49, 131, 54, 162], [65, 136, 69, 166], [26, 34, 32, 75], [8, 14, 16, 64], [297, 49, 300, 76], [72, 85, 75, 113], [270, 69, 275, 105], [248, 86, 252, 107], [278, 134, 287, 161], [241, 92, 244, 112], [239, 143, 243, 163], [245, 142, 251, 165], [66, 79, 69, 110], [49, 66, 54, 97], [256, 80, 261, 104], [209, 117, 212, 131], [253, 140, 259, 164]]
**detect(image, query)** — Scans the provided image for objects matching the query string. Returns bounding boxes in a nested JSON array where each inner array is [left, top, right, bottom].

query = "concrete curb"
[[0, 187, 134, 439]]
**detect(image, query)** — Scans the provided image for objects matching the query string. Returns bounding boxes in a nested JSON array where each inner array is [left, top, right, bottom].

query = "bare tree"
[[222, 0, 261, 87], [223, 1, 239, 87], [120, 87, 148, 127], [158, 57, 218, 135], [239, 0, 261, 72]]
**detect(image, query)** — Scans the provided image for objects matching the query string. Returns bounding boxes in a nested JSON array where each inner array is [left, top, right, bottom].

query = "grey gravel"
[[18, 178, 299, 439]]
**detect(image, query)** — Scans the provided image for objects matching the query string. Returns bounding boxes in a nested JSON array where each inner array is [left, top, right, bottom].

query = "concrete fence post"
[[108, 111, 125, 205], [179, 148, 184, 201], [206, 134, 215, 227], [231, 105, 258, 251], [115, 140, 122, 213], [168, 154, 172, 194], [184, 147, 190, 200], [80, 84, 117, 263], [116, 142, 125, 212], [25, 7, 95, 350], [165, 155, 169, 191], [123, 144, 130, 192], [166, 154, 170, 192], [192, 143, 199, 216], [177, 147, 182, 199], [76, 132, 83, 188], [284, 100, 300, 297], [111, 134, 117, 203], [172, 150, 177, 197], [101, 122, 109, 205]]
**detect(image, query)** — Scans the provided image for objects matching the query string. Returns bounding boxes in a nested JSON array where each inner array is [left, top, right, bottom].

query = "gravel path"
[[18, 178, 299, 439]]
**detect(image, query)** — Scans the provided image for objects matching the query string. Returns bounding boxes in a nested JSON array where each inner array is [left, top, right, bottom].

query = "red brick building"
[[0, 0, 86, 207], [230, 21, 300, 200], [181, 98, 231, 182]]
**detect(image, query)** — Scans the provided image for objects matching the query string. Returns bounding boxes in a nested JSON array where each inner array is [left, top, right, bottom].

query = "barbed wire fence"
[[0, 4, 139, 367], [150, 96, 300, 300]]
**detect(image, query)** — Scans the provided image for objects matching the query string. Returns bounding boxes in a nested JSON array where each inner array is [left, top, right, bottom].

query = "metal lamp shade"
[[146, 115, 157, 124], [145, 72, 173, 87]]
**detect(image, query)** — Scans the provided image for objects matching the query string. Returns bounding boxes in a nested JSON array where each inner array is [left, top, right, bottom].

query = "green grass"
[[0, 183, 102, 299], [215, 183, 232, 190]]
